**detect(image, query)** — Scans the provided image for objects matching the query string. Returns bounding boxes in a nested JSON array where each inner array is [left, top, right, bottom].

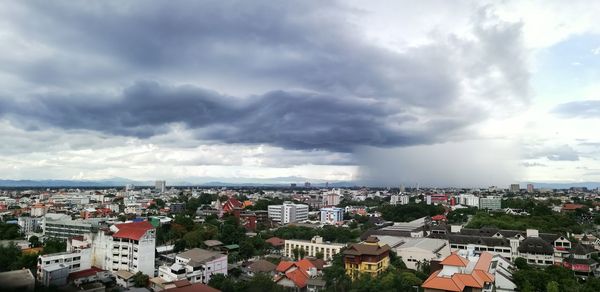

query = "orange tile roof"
[[295, 258, 316, 272], [454, 274, 484, 288], [113, 221, 154, 240], [422, 271, 464, 292], [474, 252, 493, 271], [276, 261, 295, 273], [284, 269, 309, 288], [440, 253, 469, 267]]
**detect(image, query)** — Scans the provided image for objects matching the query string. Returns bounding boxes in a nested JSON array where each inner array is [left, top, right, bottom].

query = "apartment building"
[[18, 216, 43, 234], [479, 196, 502, 210], [158, 248, 227, 284], [37, 249, 92, 287], [320, 207, 344, 225], [322, 192, 341, 206], [284, 236, 345, 261], [390, 194, 409, 205], [92, 221, 156, 276], [268, 202, 309, 224], [42, 213, 102, 239]]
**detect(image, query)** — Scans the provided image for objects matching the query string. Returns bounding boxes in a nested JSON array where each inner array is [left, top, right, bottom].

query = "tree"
[[292, 247, 300, 260], [208, 274, 236, 292], [132, 272, 149, 287], [514, 257, 528, 270], [173, 239, 186, 253], [0, 223, 21, 240], [547, 281, 560, 292], [43, 238, 66, 254], [239, 239, 255, 260], [316, 251, 324, 259], [29, 235, 41, 247]]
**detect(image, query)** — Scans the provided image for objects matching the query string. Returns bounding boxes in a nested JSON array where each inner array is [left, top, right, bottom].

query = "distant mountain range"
[[0, 176, 359, 188], [0, 177, 599, 189]]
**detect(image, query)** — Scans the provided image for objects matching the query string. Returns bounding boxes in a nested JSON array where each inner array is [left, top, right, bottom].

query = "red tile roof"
[[276, 261, 295, 273], [562, 203, 585, 211], [282, 269, 309, 288], [266, 237, 285, 247], [68, 267, 105, 280], [440, 253, 469, 267], [112, 221, 154, 240]]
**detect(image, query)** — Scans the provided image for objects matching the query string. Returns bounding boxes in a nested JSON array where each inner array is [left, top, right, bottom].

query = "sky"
[[0, 0, 599, 187]]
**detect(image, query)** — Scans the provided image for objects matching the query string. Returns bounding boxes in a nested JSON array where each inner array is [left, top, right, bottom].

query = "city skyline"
[[0, 1, 599, 186]]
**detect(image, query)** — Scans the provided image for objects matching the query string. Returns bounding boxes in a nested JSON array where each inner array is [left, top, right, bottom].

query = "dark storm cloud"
[[553, 100, 600, 118], [0, 1, 529, 152], [1, 81, 454, 152]]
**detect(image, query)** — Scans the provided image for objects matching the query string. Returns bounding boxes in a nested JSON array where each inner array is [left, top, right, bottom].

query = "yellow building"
[[343, 236, 391, 280]]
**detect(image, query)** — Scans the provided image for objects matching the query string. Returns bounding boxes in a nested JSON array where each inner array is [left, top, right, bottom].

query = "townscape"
[[1, 182, 600, 291]]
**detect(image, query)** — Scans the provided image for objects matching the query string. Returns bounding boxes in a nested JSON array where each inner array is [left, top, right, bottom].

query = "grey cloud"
[[0, 2, 529, 154], [553, 100, 600, 118], [520, 162, 547, 167], [526, 144, 580, 161]]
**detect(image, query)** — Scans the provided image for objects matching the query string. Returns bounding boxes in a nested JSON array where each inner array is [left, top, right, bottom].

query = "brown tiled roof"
[[248, 259, 276, 273], [343, 243, 390, 256]]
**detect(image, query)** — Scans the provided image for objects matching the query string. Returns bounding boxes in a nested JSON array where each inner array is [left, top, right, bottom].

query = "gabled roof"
[[422, 270, 465, 292], [343, 243, 390, 256], [266, 237, 285, 247], [248, 259, 276, 273], [440, 253, 469, 267], [283, 269, 309, 288], [112, 221, 154, 240], [276, 261, 295, 273], [295, 258, 316, 272]]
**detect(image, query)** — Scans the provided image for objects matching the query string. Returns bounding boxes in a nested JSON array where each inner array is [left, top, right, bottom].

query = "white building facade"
[[158, 248, 227, 284], [320, 207, 344, 225], [284, 236, 345, 261], [268, 202, 309, 224]]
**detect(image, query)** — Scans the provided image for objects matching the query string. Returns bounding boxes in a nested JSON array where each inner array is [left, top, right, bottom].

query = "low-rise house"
[[158, 248, 227, 284], [246, 259, 277, 277], [563, 243, 599, 277], [0, 269, 36, 292]]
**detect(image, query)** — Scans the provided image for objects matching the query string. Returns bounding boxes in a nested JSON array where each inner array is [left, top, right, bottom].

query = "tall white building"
[[390, 194, 409, 205], [268, 202, 309, 224], [92, 221, 156, 276], [322, 191, 341, 206], [37, 237, 93, 287], [158, 248, 227, 284], [320, 207, 344, 225], [458, 194, 480, 208], [155, 180, 166, 192]]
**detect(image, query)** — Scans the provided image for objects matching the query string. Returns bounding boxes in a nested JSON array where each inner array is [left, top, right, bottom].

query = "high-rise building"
[[527, 183, 534, 193], [322, 192, 341, 206], [155, 180, 166, 192], [268, 202, 309, 224], [479, 196, 502, 210], [390, 194, 409, 205], [510, 184, 520, 193], [304, 181, 312, 188], [320, 207, 344, 224]]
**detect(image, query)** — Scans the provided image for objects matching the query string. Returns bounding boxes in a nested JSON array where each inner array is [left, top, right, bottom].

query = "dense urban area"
[[2, 182, 600, 292]]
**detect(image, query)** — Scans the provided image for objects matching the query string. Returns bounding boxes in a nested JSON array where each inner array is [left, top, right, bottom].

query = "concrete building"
[[390, 194, 409, 205], [374, 236, 451, 270], [527, 183, 534, 193], [320, 207, 344, 225], [158, 248, 227, 284], [510, 184, 520, 193], [42, 213, 100, 240], [155, 180, 166, 193], [0, 269, 36, 291], [479, 196, 502, 210], [18, 216, 43, 234], [458, 194, 480, 208], [92, 221, 156, 276], [322, 191, 341, 207], [268, 202, 309, 224], [37, 249, 92, 287], [284, 236, 345, 261]]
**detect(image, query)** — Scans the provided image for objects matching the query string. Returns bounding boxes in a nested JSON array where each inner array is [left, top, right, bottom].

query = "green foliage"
[[466, 212, 584, 233], [514, 257, 528, 270], [43, 238, 66, 254], [29, 235, 42, 247], [0, 223, 22, 240], [446, 207, 478, 224], [208, 273, 285, 292], [270, 225, 360, 243], [247, 198, 283, 211], [547, 281, 560, 292], [0, 243, 38, 272], [132, 271, 149, 287], [379, 203, 444, 222], [513, 264, 600, 292]]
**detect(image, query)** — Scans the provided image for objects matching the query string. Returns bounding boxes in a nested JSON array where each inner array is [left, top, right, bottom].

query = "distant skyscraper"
[[155, 180, 166, 192], [304, 181, 311, 188], [527, 183, 534, 193], [510, 184, 520, 193], [399, 184, 405, 192], [125, 184, 135, 191]]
